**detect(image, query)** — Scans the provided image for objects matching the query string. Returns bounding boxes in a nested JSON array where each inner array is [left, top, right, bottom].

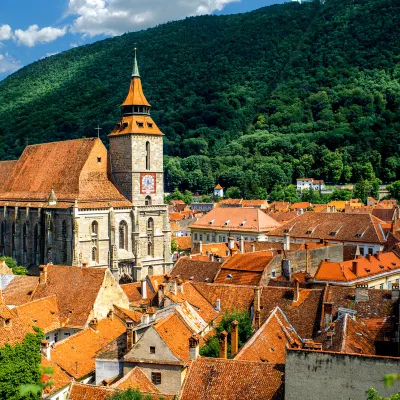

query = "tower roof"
[[121, 49, 151, 107]]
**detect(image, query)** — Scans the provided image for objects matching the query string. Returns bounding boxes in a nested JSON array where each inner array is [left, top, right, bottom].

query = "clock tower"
[[109, 49, 172, 280]]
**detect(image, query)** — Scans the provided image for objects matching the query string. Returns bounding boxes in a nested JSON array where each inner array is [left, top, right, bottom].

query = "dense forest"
[[0, 0, 399, 199]]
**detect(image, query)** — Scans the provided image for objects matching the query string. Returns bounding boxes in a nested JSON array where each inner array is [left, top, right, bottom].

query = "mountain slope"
[[0, 0, 399, 198]]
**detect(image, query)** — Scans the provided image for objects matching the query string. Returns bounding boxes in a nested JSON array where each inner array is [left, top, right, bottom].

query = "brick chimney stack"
[[126, 318, 134, 351], [41, 340, 51, 360], [294, 279, 300, 302], [89, 318, 98, 331], [283, 233, 290, 251], [231, 320, 239, 355], [219, 330, 228, 359], [39, 264, 48, 285], [141, 279, 147, 299], [240, 237, 245, 254], [189, 334, 200, 360]]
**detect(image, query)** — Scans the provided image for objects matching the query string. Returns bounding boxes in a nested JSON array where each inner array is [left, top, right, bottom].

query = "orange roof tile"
[[2, 276, 38, 306], [113, 305, 143, 323], [174, 236, 192, 251], [169, 212, 184, 222], [112, 366, 159, 392], [214, 184, 223, 190], [291, 202, 312, 209], [14, 295, 61, 334], [41, 356, 71, 397], [179, 358, 284, 400], [242, 200, 269, 208], [0, 138, 127, 202], [191, 208, 280, 232], [31, 265, 108, 328], [109, 115, 163, 137], [236, 307, 303, 363], [314, 252, 400, 283], [121, 76, 151, 107], [0, 160, 17, 186], [120, 282, 155, 307], [51, 317, 126, 379], [171, 258, 222, 283]]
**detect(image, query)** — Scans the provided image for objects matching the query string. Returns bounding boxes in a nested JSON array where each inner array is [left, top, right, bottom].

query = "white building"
[[296, 178, 325, 191]]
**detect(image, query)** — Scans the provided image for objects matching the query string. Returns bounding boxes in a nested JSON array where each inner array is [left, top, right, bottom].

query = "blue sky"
[[0, 0, 286, 81]]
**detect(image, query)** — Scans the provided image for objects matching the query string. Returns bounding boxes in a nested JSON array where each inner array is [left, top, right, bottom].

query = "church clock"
[[140, 172, 156, 194]]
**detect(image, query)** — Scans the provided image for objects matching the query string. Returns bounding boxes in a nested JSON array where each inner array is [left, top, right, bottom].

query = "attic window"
[[355, 233, 364, 238], [151, 372, 161, 385], [148, 123, 153, 128], [240, 220, 246, 226], [123, 122, 128, 128], [227, 274, 233, 279], [150, 346, 156, 354], [137, 122, 144, 128], [329, 231, 337, 237], [97, 157, 101, 163]]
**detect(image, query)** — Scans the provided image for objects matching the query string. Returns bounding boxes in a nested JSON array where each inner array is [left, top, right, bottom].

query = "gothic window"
[[119, 221, 128, 250], [147, 241, 153, 257], [148, 266, 154, 276], [0, 221, 5, 248], [34, 224, 39, 256], [91, 221, 98, 236], [61, 221, 68, 263], [11, 222, 15, 253], [92, 247, 98, 262], [145, 196, 152, 206], [147, 218, 154, 232], [23, 223, 28, 252], [146, 141, 150, 170]]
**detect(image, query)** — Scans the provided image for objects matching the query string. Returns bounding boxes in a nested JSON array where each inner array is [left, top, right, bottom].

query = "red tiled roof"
[[0, 138, 127, 202], [268, 212, 386, 244], [2, 276, 39, 306], [0, 160, 18, 186], [191, 208, 280, 232], [314, 252, 400, 283], [179, 358, 284, 400], [291, 202, 312, 209], [31, 265, 108, 328], [214, 184, 223, 190], [112, 366, 159, 393], [171, 258, 222, 283], [51, 317, 126, 379], [14, 295, 61, 334], [174, 236, 192, 251], [41, 356, 71, 397], [236, 307, 303, 363], [121, 282, 155, 307], [267, 211, 298, 224], [169, 212, 184, 222]]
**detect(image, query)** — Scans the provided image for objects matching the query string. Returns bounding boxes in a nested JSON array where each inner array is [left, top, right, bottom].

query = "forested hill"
[[0, 0, 399, 198]]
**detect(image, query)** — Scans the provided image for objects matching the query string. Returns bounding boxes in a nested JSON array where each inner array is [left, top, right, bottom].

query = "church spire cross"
[[132, 47, 140, 78]]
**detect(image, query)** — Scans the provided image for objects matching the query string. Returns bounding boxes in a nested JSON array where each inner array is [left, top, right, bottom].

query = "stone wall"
[[285, 348, 400, 400]]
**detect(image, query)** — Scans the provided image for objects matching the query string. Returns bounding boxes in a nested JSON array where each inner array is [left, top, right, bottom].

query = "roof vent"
[[239, 220, 247, 226], [227, 274, 233, 279], [224, 220, 230, 226], [209, 220, 214, 225]]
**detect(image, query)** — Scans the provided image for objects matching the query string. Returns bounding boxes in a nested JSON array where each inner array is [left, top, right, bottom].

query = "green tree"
[[0, 328, 44, 400], [171, 239, 178, 254], [387, 181, 400, 202], [0, 257, 27, 275], [107, 388, 156, 400], [225, 186, 241, 199]]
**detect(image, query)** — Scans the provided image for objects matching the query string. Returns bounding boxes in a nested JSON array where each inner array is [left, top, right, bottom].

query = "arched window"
[[23, 223, 28, 252], [61, 221, 68, 263], [148, 266, 154, 276], [145, 196, 152, 206], [92, 247, 97, 262], [0, 221, 5, 248], [119, 221, 128, 250], [11, 222, 15, 253], [34, 224, 39, 255], [147, 241, 153, 257], [146, 141, 150, 170], [147, 218, 154, 232], [91, 221, 98, 236]]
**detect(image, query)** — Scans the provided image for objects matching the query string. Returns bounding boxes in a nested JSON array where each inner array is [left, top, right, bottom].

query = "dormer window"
[[123, 122, 128, 128], [148, 123, 153, 128], [240, 220, 246, 226], [150, 346, 156, 354], [224, 220, 230, 226], [329, 231, 337, 237], [137, 122, 144, 128], [209, 219, 214, 225], [97, 157, 101, 163]]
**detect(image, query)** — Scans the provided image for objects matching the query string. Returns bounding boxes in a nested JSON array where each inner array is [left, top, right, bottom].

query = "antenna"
[[95, 124, 102, 139]]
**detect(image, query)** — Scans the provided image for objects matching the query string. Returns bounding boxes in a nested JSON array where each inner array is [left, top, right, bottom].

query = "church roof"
[[0, 138, 128, 203], [109, 115, 163, 137], [121, 75, 151, 107]]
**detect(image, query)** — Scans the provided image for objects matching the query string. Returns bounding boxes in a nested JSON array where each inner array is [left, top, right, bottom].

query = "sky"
[[0, 0, 286, 81]]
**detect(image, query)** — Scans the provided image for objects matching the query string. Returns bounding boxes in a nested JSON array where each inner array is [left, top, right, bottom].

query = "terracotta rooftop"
[[113, 305, 143, 323], [121, 75, 151, 107], [2, 275, 39, 306], [259, 286, 324, 339], [314, 252, 400, 283], [267, 211, 299, 224], [191, 207, 281, 232], [31, 265, 109, 328], [0, 160, 18, 187], [14, 295, 61, 334], [236, 307, 303, 364], [270, 202, 290, 212], [169, 212, 184, 222], [41, 356, 71, 398], [121, 281, 155, 307], [174, 236, 192, 251], [171, 258, 222, 283], [268, 212, 387, 244], [51, 316, 126, 379], [112, 366, 159, 393], [291, 202, 312, 209], [0, 138, 127, 203], [179, 358, 284, 400], [314, 314, 375, 355], [214, 251, 274, 286], [214, 184, 223, 190], [0, 298, 33, 346]]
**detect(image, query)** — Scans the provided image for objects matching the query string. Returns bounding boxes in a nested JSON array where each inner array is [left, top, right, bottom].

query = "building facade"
[[0, 51, 172, 281]]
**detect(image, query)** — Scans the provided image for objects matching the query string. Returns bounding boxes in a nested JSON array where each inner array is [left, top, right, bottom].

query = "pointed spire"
[[132, 48, 140, 78]]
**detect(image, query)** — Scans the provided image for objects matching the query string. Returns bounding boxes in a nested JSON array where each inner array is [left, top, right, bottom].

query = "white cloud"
[[68, 0, 240, 37], [14, 25, 67, 47], [0, 24, 12, 41], [0, 53, 21, 74]]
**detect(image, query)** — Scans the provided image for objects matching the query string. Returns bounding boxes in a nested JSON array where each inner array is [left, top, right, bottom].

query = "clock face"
[[140, 173, 156, 194]]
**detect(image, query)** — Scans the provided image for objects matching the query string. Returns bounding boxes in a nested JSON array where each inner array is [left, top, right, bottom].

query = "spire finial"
[[132, 46, 140, 78]]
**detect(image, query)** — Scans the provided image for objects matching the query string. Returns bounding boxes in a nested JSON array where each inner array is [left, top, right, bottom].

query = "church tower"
[[109, 49, 164, 205], [109, 50, 172, 280]]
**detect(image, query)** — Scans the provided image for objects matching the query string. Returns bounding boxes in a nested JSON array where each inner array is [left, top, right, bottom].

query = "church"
[[0, 51, 173, 282]]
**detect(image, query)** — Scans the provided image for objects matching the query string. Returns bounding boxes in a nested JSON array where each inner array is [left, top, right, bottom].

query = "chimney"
[[293, 279, 300, 302], [41, 340, 51, 360], [82, 259, 88, 268], [255, 310, 261, 330], [355, 283, 369, 302], [240, 237, 245, 254], [209, 253, 215, 262], [189, 334, 200, 360], [228, 237, 235, 251], [254, 287, 261, 314], [107, 310, 114, 321], [305, 244, 309, 273], [215, 298, 221, 312], [352, 261, 363, 277], [219, 330, 228, 359], [141, 279, 147, 299], [177, 278, 184, 294], [39, 265, 48, 285], [89, 318, 98, 331], [323, 302, 333, 328], [366, 254, 372, 262], [199, 241, 203, 253], [283, 234, 290, 251], [250, 244, 255, 252], [158, 283, 165, 307], [231, 320, 239, 355], [126, 318, 134, 351], [392, 283, 400, 301], [142, 314, 150, 325], [169, 280, 177, 296]]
